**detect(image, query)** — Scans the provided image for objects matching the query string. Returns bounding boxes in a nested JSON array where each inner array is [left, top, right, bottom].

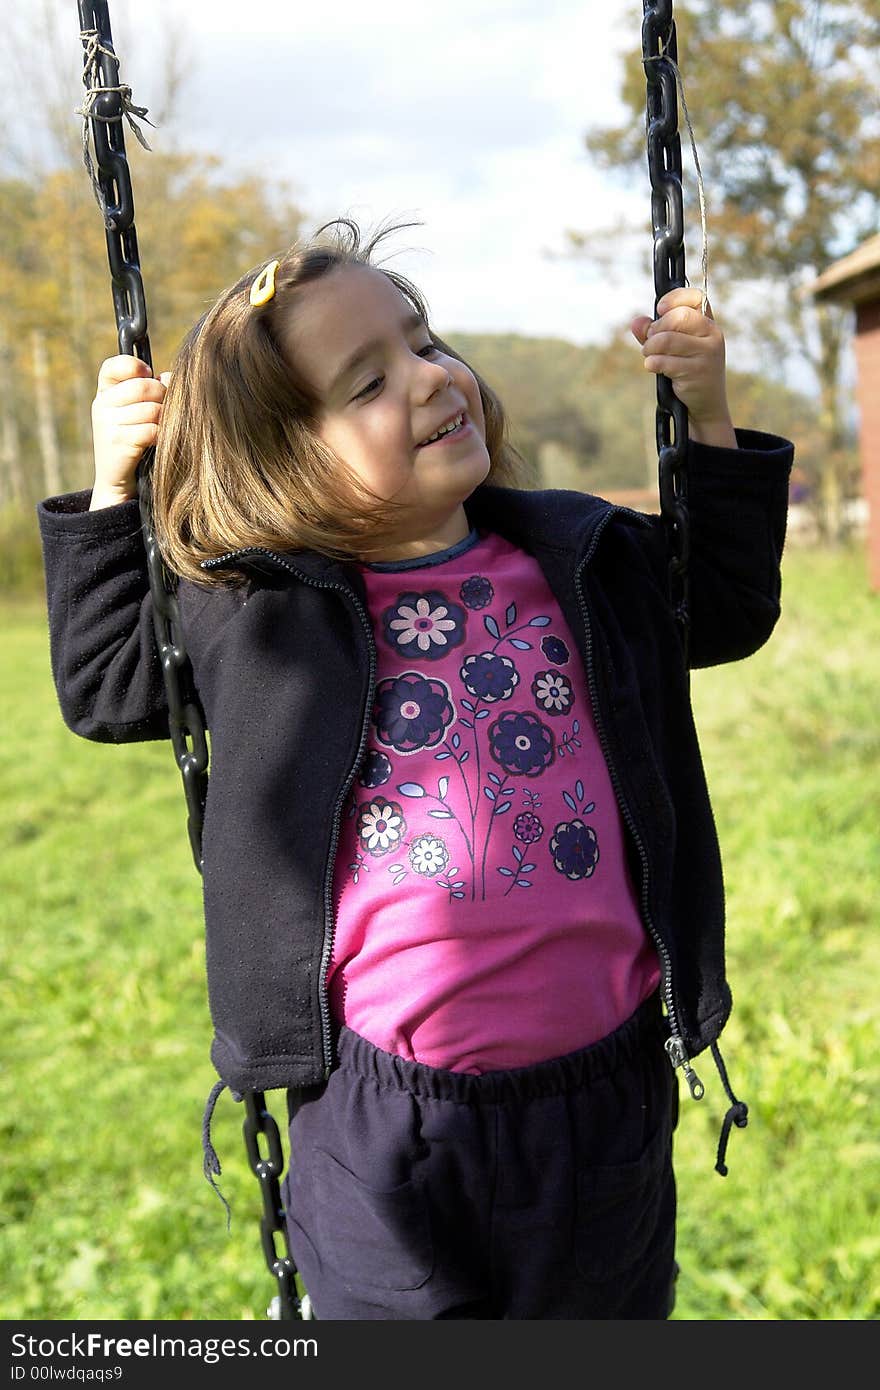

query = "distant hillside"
[[441, 327, 823, 501]]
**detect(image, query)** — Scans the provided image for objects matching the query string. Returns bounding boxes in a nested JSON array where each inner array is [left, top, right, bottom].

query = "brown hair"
[[152, 215, 527, 588]]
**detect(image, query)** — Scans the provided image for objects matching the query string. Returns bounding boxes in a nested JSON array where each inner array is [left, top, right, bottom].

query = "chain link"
[[642, 0, 691, 662], [243, 1092, 312, 1320], [76, 0, 302, 1321]]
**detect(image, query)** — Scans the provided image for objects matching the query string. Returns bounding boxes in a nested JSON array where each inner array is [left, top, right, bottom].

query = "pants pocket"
[[574, 1117, 673, 1282], [314, 1146, 434, 1292]]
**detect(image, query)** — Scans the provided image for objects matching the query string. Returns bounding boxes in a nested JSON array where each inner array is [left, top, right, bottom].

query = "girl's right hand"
[[89, 355, 171, 510]]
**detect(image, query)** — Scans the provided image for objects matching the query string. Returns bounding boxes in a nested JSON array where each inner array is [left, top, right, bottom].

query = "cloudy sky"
[[117, 0, 669, 350]]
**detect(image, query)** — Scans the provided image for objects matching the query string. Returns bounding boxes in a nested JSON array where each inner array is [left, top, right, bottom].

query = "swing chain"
[[76, 0, 210, 872], [76, 0, 300, 1322], [642, 0, 691, 662], [243, 1091, 312, 1320]]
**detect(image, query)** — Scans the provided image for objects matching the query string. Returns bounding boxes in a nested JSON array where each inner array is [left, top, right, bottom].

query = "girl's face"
[[282, 264, 490, 558]]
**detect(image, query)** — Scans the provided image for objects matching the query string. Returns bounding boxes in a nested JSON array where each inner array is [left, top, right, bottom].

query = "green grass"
[[1, 541, 878, 1321]]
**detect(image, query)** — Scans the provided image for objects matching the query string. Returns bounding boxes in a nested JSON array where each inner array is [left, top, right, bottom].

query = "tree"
[[567, 0, 880, 540], [0, 1, 308, 513], [0, 158, 308, 509]]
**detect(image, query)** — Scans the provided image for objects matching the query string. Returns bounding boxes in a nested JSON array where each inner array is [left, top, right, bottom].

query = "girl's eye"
[[348, 344, 433, 400], [354, 377, 382, 400]]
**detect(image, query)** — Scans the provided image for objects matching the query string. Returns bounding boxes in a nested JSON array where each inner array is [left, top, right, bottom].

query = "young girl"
[[37, 216, 794, 1320]]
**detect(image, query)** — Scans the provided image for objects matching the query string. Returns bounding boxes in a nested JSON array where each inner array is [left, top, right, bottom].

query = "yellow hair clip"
[[249, 259, 280, 307]]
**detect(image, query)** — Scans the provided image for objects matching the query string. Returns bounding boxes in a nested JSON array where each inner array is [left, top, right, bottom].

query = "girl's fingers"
[[648, 305, 715, 339], [632, 298, 716, 344], [642, 355, 694, 377], [104, 401, 164, 426], [96, 355, 153, 390], [94, 377, 167, 407], [630, 314, 654, 343], [109, 423, 160, 450], [656, 288, 714, 319], [641, 290, 727, 419], [642, 330, 712, 359]]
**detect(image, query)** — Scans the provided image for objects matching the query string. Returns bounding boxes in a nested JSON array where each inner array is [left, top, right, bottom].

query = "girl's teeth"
[[424, 416, 462, 445]]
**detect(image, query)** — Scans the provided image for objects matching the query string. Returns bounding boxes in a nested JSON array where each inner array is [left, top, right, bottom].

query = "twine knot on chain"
[[75, 28, 155, 227]]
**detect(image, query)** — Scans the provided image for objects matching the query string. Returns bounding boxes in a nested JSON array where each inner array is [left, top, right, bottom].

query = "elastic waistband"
[[335, 990, 666, 1104]]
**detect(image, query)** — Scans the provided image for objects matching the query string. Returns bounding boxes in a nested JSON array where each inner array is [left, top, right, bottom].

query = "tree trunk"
[[816, 304, 849, 545], [68, 243, 94, 483], [31, 327, 62, 498], [0, 320, 26, 507], [644, 398, 657, 489]]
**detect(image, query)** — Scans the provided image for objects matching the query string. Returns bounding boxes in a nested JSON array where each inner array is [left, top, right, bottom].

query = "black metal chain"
[[75, 2, 209, 871], [75, 0, 304, 1322], [642, 0, 691, 664], [242, 1094, 310, 1320]]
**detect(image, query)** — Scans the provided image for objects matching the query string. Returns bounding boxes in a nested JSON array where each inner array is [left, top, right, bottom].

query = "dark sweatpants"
[[281, 991, 679, 1320]]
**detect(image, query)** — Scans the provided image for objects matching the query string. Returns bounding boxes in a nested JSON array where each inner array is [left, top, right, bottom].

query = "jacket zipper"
[[203, 546, 377, 1079], [574, 513, 705, 1101]]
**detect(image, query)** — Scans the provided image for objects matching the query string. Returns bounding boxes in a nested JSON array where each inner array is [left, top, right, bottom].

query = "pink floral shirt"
[[328, 527, 660, 1072]]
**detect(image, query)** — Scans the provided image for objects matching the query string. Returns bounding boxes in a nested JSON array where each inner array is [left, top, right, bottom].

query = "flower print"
[[513, 811, 544, 844], [488, 710, 555, 778], [460, 651, 520, 703], [382, 591, 467, 660], [408, 834, 450, 877], [548, 820, 599, 880], [459, 575, 494, 610], [532, 669, 574, 716], [356, 799, 407, 858], [373, 672, 455, 754], [358, 749, 392, 789], [541, 634, 570, 666]]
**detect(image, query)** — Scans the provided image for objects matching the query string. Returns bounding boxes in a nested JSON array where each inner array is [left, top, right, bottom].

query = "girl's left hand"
[[631, 288, 734, 439]]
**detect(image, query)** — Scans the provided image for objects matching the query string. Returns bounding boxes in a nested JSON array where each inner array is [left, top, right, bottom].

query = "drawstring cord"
[[201, 1079, 244, 1230], [710, 1041, 749, 1176]]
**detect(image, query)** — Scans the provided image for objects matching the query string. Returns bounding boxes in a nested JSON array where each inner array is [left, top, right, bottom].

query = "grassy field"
[[1, 540, 878, 1322]]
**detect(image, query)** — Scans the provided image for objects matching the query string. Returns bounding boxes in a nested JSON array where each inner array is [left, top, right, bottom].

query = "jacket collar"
[[464, 482, 616, 555], [200, 483, 642, 586]]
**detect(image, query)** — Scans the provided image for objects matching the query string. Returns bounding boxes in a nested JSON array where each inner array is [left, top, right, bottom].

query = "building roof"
[[804, 233, 880, 305]]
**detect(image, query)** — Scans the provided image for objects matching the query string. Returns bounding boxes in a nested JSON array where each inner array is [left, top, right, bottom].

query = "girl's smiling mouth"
[[417, 411, 473, 449]]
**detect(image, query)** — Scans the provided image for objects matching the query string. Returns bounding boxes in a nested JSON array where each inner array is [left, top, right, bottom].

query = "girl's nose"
[[416, 356, 454, 398]]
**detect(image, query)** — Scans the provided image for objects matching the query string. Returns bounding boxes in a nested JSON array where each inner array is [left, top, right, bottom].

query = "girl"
[[38, 216, 794, 1320]]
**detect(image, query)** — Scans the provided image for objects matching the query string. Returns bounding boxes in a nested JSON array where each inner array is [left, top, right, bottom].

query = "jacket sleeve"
[[36, 487, 181, 742], [644, 427, 794, 669]]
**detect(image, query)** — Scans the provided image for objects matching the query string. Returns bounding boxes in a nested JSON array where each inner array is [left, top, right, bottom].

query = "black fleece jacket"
[[36, 428, 794, 1110]]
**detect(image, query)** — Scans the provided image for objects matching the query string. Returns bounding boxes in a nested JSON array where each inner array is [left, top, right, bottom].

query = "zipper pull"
[[665, 1035, 705, 1099]]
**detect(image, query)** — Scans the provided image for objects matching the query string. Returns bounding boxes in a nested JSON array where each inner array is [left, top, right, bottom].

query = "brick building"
[[806, 233, 880, 590]]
